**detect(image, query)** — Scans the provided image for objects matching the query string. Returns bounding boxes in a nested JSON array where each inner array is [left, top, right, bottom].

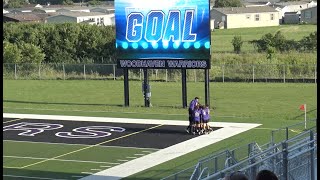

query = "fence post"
[[315, 64, 317, 84], [14, 63, 17, 80], [194, 69, 197, 82], [222, 65, 225, 83], [84, 64, 86, 80], [252, 65, 255, 83], [38, 63, 41, 80], [282, 142, 288, 180], [113, 64, 116, 80], [283, 64, 286, 83], [139, 69, 142, 81], [286, 127, 289, 140], [63, 63, 65, 80], [166, 69, 168, 82]]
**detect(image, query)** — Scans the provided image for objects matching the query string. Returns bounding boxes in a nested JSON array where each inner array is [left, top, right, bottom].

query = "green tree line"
[[3, 23, 116, 64]]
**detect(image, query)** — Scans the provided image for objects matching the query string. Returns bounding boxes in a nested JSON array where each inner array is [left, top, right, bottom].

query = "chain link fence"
[[3, 63, 317, 83]]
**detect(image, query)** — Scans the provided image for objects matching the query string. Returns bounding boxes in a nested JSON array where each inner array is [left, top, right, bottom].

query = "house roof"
[[274, 0, 314, 6], [300, 5, 317, 11], [212, 6, 278, 14], [49, 12, 107, 18], [3, 13, 43, 21]]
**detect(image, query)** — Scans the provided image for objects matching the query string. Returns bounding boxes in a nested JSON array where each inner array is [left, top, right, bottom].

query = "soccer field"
[[3, 80, 317, 179]]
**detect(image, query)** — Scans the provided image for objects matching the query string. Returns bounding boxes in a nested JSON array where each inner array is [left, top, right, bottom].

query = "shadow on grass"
[[291, 108, 317, 120], [4, 100, 123, 107], [3, 168, 92, 180]]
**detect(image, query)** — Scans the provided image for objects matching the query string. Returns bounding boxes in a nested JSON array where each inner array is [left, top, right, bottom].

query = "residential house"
[[90, 7, 114, 14], [3, 13, 45, 23], [300, 6, 317, 24], [46, 12, 114, 26], [211, 6, 279, 29], [271, 0, 317, 23], [283, 11, 300, 24]]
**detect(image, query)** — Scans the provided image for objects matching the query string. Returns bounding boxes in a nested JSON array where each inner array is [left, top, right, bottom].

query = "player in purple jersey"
[[193, 105, 202, 135], [201, 104, 212, 134], [186, 97, 199, 133]]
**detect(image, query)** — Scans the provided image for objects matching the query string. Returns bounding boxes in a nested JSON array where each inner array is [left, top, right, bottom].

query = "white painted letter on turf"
[[55, 126, 125, 138], [3, 122, 63, 136]]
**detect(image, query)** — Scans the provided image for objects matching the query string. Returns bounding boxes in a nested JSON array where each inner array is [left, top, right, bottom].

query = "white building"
[[46, 12, 114, 26]]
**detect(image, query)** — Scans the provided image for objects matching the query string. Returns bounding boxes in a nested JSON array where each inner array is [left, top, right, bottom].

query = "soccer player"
[[193, 105, 202, 135], [202, 104, 212, 134], [186, 97, 199, 133]]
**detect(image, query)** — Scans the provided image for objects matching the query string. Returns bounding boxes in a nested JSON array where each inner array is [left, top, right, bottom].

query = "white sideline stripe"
[[3, 175, 67, 180], [117, 160, 129, 162], [3, 113, 261, 180], [126, 157, 137, 159], [91, 169, 102, 171], [4, 156, 118, 164], [81, 172, 93, 174], [3, 140, 159, 150], [3, 113, 257, 127], [134, 154, 145, 156]]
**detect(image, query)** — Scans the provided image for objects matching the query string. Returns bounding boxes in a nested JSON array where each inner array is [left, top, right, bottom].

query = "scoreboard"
[[115, 0, 211, 69]]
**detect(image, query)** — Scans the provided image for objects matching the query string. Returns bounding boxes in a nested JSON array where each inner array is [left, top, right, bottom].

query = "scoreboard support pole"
[[205, 69, 210, 107], [124, 68, 129, 107], [182, 69, 187, 108], [143, 69, 151, 107]]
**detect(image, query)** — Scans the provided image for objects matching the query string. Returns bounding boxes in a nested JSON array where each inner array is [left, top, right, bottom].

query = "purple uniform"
[[193, 109, 201, 122], [202, 107, 210, 122], [189, 99, 198, 111]]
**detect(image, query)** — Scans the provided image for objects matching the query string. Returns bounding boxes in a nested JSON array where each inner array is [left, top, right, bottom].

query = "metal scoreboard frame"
[[115, 0, 211, 107]]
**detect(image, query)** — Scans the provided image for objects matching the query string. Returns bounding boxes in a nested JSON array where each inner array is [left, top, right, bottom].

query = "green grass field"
[[211, 24, 317, 52], [3, 79, 317, 179]]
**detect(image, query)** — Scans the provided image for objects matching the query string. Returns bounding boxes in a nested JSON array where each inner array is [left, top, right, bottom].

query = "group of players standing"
[[186, 97, 213, 135]]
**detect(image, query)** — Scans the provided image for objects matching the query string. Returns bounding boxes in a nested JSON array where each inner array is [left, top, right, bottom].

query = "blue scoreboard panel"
[[115, 0, 211, 69]]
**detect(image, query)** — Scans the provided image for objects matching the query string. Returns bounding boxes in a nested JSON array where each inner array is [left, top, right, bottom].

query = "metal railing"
[[161, 120, 317, 180], [3, 63, 317, 83]]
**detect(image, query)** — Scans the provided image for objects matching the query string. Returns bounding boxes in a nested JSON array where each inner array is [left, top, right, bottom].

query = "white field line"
[[71, 175, 85, 178], [3, 113, 258, 127], [134, 154, 145, 156], [126, 157, 137, 159], [81, 172, 93, 174], [3, 140, 159, 151], [117, 160, 129, 162], [91, 169, 102, 171], [3, 113, 261, 180], [4, 156, 118, 164], [100, 165, 112, 168], [3, 175, 67, 180]]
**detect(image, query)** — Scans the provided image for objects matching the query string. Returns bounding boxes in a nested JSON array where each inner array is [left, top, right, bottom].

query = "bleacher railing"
[[161, 119, 317, 180]]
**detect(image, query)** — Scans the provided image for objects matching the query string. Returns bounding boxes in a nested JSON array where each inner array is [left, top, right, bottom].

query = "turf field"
[[3, 80, 317, 179]]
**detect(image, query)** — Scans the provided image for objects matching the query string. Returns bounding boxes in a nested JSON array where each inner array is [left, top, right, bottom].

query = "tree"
[[231, 35, 243, 54], [215, 0, 242, 7], [3, 41, 22, 63], [19, 42, 45, 64]]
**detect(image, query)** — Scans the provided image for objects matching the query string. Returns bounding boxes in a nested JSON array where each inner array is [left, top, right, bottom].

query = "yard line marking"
[[71, 175, 84, 178], [3, 156, 118, 164], [3, 118, 23, 124], [81, 172, 93, 174], [117, 159, 129, 162], [134, 154, 145, 156], [19, 124, 164, 169], [91, 169, 102, 171], [3, 166, 22, 168], [3, 140, 160, 150], [100, 165, 112, 168], [126, 157, 137, 159], [142, 150, 153, 153], [3, 175, 67, 180]]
